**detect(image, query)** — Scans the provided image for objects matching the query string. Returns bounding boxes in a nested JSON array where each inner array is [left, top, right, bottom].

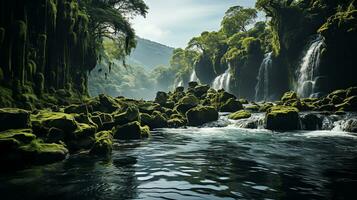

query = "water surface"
[[1, 127, 357, 200]]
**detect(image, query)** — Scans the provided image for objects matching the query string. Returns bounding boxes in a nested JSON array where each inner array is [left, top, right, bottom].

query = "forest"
[[1, 0, 357, 199]]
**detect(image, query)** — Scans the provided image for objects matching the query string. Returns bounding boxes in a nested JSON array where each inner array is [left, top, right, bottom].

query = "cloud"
[[132, 0, 256, 47]]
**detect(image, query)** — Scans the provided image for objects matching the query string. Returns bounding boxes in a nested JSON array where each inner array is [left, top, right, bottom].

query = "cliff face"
[[0, 0, 96, 108]]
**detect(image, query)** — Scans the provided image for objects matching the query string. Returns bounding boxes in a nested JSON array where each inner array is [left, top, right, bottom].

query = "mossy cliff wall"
[[0, 0, 96, 108]]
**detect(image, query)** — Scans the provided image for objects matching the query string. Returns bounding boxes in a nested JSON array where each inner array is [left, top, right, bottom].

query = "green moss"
[[228, 110, 251, 120], [265, 106, 300, 131], [31, 111, 78, 133], [281, 91, 298, 102], [0, 129, 36, 144], [114, 105, 140, 125], [114, 121, 150, 140], [186, 106, 218, 126], [90, 131, 113, 156]]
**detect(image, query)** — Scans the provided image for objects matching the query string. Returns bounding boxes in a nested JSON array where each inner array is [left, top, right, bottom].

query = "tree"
[[221, 6, 258, 36]]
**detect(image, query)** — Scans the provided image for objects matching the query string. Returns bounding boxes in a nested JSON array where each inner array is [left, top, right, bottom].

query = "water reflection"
[[1, 128, 357, 200]]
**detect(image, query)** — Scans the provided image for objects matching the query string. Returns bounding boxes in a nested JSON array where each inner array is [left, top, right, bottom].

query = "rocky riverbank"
[[1, 82, 357, 171]]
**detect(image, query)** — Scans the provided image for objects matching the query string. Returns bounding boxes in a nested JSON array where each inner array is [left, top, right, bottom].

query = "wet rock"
[[90, 131, 113, 156], [228, 110, 251, 120], [64, 104, 90, 114], [31, 111, 77, 133], [0, 108, 31, 131], [114, 106, 140, 126], [154, 91, 168, 105], [167, 118, 186, 128], [265, 106, 300, 131], [114, 121, 150, 140], [175, 95, 199, 113], [186, 106, 218, 126], [281, 91, 297, 102], [46, 127, 65, 143], [220, 98, 243, 112], [188, 81, 198, 88], [341, 118, 357, 133], [300, 113, 323, 130], [140, 111, 167, 129], [67, 123, 97, 151], [193, 84, 210, 98]]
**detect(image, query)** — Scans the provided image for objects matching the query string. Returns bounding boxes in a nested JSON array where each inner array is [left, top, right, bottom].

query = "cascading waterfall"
[[255, 52, 273, 101], [189, 70, 199, 82], [297, 36, 325, 98], [173, 77, 183, 89], [212, 64, 232, 92]]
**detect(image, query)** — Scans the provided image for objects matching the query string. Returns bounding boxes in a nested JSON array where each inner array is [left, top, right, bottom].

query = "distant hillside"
[[127, 37, 174, 70]]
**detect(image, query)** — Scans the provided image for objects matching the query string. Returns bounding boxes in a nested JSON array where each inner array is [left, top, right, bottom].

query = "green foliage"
[[221, 6, 258, 36]]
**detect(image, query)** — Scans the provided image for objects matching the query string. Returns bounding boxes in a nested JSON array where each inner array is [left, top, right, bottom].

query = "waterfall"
[[189, 70, 199, 82], [255, 52, 273, 101], [173, 77, 183, 89], [212, 64, 232, 92], [297, 36, 325, 98]]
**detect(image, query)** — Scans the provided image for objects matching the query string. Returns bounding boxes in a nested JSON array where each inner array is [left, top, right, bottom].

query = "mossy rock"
[[91, 94, 120, 113], [175, 86, 184, 93], [265, 106, 300, 131], [31, 111, 78, 133], [188, 81, 198, 88], [175, 95, 199, 113], [64, 104, 90, 114], [327, 89, 347, 100], [138, 101, 161, 114], [228, 110, 251, 120], [186, 106, 218, 126], [154, 91, 168, 105], [238, 99, 249, 104], [0, 108, 31, 131], [167, 118, 186, 128], [67, 123, 97, 151], [18, 140, 68, 165], [0, 129, 36, 145], [90, 131, 113, 156], [220, 98, 243, 112], [140, 111, 167, 129], [336, 96, 357, 111], [114, 121, 150, 140], [258, 103, 274, 112], [193, 84, 210, 98], [300, 113, 323, 130], [114, 106, 140, 126], [281, 91, 297, 102], [245, 105, 260, 112]]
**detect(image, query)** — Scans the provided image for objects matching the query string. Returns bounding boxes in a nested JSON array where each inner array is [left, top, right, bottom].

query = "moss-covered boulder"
[[228, 110, 251, 120], [193, 84, 210, 98], [114, 106, 140, 126], [114, 121, 150, 140], [186, 106, 218, 126], [167, 118, 186, 128], [64, 104, 90, 114], [90, 131, 113, 156], [0, 108, 31, 131], [281, 91, 297, 102], [154, 91, 168, 105], [265, 106, 300, 131], [220, 98, 243, 112], [337, 96, 357, 111], [18, 140, 68, 165], [140, 111, 167, 129], [31, 111, 78, 133], [188, 81, 198, 88], [175, 95, 199, 113]]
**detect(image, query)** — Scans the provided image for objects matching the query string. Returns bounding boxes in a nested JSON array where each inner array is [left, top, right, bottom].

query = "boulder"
[[265, 106, 300, 131], [300, 113, 323, 130], [188, 81, 198, 88], [167, 118, 186, 128], [140, 111, 167, 129], [220, 98, 243, 112], [228, 110, 251, 120], [281, 91, 297, 102], [67, 123, 97, 151], [342, 118, 357, 133], [114, 106, 140, 126], [64, 104, 90, 114], [154, 91, 168, 105], [0, 108, 30, 131], [175, 86, 184, 93], [186, 106, 218, 126], [175, 95, 199, 113], [90, 131, 113, 156], [31, 111, 78, 133], [114, 121, 150, 140], [193, 84, 210, 97], [337, 96, 357, 111]]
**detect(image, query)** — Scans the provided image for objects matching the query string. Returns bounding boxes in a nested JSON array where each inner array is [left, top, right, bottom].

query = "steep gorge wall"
[[0, 0, 96, 108]]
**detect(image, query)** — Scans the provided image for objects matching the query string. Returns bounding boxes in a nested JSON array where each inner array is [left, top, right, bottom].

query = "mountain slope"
[[127, 37, 174, 70]]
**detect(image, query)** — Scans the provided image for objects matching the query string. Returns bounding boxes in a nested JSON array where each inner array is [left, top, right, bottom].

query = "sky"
[[132, 0, 257, 48]]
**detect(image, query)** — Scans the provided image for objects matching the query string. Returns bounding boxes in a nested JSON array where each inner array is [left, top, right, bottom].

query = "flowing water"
[[212, 66, 232, 92], [1, 121, 357, 200], [297, 36, 325, 98], [190, 70, 199, 82], [173, 77, 183, 89], [255, 52, 273, 102]]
